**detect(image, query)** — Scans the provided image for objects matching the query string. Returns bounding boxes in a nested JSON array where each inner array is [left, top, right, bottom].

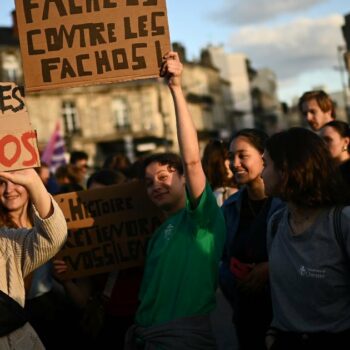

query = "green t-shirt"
[[135, 183, 226, 327]]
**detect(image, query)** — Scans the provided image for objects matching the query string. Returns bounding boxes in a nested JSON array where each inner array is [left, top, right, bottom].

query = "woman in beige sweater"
[[0, 168, 67, 350]]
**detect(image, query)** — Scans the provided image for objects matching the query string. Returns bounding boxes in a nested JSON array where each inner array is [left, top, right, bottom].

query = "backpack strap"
[[333, 206, 347, 260], [271, 209, 284, 239]]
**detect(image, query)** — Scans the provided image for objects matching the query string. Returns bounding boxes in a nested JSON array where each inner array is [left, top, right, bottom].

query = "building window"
[[2, 53, 20, 82], [112, 98, 130, 132], [62, 101, 80, 134], [141, 93, 154, 131]]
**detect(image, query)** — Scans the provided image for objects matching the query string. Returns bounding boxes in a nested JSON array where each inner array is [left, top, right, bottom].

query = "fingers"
[[52, 259, 68, 277], [0, 168, 37, 186], [0, 172, 14, 181], [163, 51, 179, 60], [160, 51, 183, 78]]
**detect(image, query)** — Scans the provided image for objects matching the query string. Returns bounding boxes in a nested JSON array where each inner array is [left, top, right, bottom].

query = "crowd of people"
[[1, 52, 350, 350]]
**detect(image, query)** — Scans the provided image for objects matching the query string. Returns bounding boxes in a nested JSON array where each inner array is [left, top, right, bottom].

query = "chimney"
[[172, 42, 187, 63], [200, 49, 214, 68]]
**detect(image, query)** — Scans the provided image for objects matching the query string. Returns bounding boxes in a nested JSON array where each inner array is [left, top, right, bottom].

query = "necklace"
[[288, 208, 322, 235]]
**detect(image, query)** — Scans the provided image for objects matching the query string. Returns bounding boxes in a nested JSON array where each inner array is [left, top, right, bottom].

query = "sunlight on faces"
[[224, 158, 234, 179], [321, 126, 350, 162], [0, 177, 29, 212], [228, 136, 264, 185], [301, 99, 333, 131], [145, 162, 185, 214], [261, 151, 282, 197]]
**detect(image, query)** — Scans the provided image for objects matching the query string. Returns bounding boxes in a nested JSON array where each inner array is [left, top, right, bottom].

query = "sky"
[[1, 0, 350, 105]]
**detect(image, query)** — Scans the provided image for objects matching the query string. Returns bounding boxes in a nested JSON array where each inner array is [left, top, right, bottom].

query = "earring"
[[343, 146, 348, 152]]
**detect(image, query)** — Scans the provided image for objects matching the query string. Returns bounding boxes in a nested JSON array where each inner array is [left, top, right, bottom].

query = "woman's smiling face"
[[229, 136, 264, 185], [0, 177, 29, 212]]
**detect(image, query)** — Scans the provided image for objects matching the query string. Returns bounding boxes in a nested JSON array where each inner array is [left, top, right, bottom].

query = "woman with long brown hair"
[[0, 168, 66, 349], [262, 128, 350, 350]]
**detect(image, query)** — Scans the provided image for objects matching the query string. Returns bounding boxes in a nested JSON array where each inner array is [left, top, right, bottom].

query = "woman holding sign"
[[0, 168, 67, 349], [125, 52, 226, 349]]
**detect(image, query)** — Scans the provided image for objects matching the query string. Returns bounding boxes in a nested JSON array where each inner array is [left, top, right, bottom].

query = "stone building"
[[251, 68, 285, 133], [205, 45, 255, 130], [0, 13, 233, 166], [204, 45, 286, 134]]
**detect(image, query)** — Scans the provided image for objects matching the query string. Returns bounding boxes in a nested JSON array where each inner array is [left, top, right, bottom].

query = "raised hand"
[[0, 168, 52, 219], [160, 51, 183, 89]]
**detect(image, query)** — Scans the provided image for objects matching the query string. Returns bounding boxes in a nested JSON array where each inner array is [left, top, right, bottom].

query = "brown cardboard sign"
[[15, 0, 171, 92], [0, 82, 40, 171], [54, 181, 164, 279]]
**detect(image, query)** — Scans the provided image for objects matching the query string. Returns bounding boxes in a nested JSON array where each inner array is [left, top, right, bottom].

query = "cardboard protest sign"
[[54, 181, 164, 279], [15, 0, 171, 92], [0, 82, 40, 171]]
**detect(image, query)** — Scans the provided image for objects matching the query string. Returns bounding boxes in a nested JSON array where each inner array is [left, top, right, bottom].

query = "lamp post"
[[337, 45, 350, 122]]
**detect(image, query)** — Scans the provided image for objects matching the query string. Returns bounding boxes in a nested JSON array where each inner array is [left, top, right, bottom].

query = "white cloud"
[[211, 0, 328, 25], [228, 15, 345, 81]]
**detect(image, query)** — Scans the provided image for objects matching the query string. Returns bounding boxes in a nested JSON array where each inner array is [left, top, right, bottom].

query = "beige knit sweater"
[[0, 198, 67, 350]]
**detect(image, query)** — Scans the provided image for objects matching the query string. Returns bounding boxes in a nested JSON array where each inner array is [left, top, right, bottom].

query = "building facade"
[[0, 15, 233, 167]]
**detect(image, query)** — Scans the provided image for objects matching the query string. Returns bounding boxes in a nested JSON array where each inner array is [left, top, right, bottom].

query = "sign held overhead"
[[0, 82, 40, 171], [15, 0, 171, 92]]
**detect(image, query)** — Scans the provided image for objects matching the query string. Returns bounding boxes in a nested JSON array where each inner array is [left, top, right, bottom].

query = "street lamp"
[[336, 45, 350, 122]]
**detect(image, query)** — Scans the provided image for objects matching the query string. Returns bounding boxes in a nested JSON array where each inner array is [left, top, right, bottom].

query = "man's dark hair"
[[140, 153, 183, 179], [70, 150, 88, 164]]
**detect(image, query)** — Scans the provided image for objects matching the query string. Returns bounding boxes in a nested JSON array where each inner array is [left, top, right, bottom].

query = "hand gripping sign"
[[0, 82, 40, 171], [15, 0, 171, 92]]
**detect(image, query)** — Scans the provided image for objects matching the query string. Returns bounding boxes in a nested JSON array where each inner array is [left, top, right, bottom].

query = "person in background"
[[262, 128, 350, 350], [202, 139, 239, 206], [298, 90, 335, 131], [36, 162, 50, 187], [125, 52, 226, 349], [0, 168, 66, 349], [54, 169, 143, 349], [202, 139, 239, 349], [69, 150, 89, 188], [55, 164, 84, 194], [219, 129, 283, 350], [320, 120, 350, 186], [103, 153, 131, 177], [36, 162, 60, 195]]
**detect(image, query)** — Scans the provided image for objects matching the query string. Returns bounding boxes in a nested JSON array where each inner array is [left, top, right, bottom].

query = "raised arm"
[[162, 51, 206, 203], [0, 168, 67, 275]]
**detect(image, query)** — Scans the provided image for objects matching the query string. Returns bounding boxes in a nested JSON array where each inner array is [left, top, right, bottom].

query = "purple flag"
[[41, 122, 66, 173]]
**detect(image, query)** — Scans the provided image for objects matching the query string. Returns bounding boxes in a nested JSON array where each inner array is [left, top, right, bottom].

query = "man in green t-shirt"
[[125, 52, 226, 349]]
